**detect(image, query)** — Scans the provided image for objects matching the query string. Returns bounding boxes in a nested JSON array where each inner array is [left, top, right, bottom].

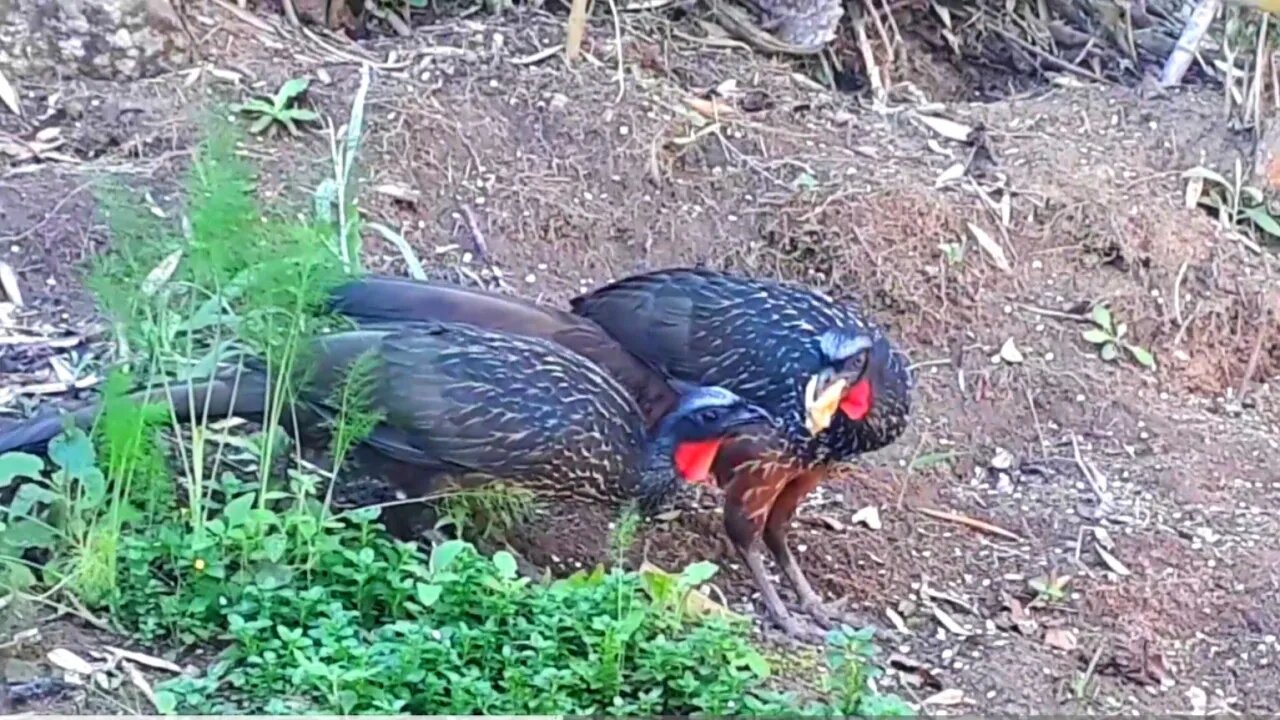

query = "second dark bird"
[[0, 321, 770, 521], [571, 267, 913, 638]]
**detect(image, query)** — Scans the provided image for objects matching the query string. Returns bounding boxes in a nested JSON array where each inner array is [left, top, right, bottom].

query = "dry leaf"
[[0, 68, 20, 116], [923, 688, 966, 705], [105, 645, 183, 674], [810, 514, 845, 531], [1004, 594, 1038, 635], [209, 68, 244, 83], [373, 183, 421, 203], [685, 96, 737, 120], [122, 661, 161, 709], [1187, 686, 1208, 715], [915, 112, 974, 142], [714, 78, 739, 96], [885, 606, 910, 634], [1184, 175, 1204, 209], [998, 338, 1024, 364], [48, 647, 95, 676], [1094, 542, 1131, 576], [1044, 626, 1079, 651], [935, 162, 966, 187], [989, 447, 1014, 470], [968, 222, 1012, 272], [141, 250, 183, 297], [0, 261, 23, 307], [851, 505, 882, 530], [48, 356, 75, 384], [931, 604, 971, 635]]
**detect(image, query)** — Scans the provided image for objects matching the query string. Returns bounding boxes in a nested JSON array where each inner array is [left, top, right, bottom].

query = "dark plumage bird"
[[0, 321, 770, 520], [325, 275, 680, 425], [570, 267, 912, 638], [326, 276, 788, 507]]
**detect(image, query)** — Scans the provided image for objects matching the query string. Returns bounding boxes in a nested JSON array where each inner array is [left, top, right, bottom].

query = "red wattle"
[[839, 378, 873, 420], [673, 438, 724, 484]]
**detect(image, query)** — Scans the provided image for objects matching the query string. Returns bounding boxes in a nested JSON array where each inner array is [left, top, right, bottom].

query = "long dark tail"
[[0, 370, 271, 455]]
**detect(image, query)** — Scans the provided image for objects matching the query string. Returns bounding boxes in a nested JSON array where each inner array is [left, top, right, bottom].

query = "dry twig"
[[913, 506, 1024, 542]]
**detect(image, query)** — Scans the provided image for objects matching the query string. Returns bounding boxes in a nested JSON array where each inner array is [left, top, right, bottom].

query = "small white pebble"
[[524, 273, 537, 284]]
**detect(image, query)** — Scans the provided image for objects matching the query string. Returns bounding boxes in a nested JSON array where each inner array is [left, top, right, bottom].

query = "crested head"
[[654, 384, 774, 446], [633, 383, 772, 514], [818, 328, 873, 364], [800, 321, 914, 449], [848, 337, 912, 452]]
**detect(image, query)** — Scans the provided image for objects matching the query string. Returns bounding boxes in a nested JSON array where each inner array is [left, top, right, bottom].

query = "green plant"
[[937, 240, 965, 265], [1081, 304, 1155, 370], [1184, 163, 1280, 245], [231, 78, 320, 137]]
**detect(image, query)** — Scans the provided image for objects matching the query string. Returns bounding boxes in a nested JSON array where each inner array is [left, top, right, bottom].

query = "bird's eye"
[[695, 407, 722, 425]]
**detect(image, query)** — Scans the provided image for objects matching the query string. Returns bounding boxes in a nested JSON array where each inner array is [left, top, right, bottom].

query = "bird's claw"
[[765, 612, 828, 645], [790, 599, 899, 642]]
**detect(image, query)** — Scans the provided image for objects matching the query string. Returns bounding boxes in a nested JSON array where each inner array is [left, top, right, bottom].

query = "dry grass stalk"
[[566, 0, 591, 62]]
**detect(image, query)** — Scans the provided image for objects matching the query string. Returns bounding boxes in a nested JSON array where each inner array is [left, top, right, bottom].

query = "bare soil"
[[2, 5, 1278, 715]]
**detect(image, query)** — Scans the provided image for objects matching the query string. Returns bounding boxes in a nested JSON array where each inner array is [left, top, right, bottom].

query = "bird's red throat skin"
[[840, 378, 874, 420], [674, 439, 724, 485]]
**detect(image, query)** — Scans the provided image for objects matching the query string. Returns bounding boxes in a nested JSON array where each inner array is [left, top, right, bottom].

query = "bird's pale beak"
[[803, 371, 848, 436]]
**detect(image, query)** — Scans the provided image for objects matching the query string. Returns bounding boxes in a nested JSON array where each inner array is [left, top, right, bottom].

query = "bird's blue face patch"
[[818, 328, 874, 365]]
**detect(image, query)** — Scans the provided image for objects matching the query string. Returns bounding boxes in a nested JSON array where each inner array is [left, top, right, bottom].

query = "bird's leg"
[[762, 470, 890, 636], [737, 540, 823, 642], [722, 474, 822, 642]]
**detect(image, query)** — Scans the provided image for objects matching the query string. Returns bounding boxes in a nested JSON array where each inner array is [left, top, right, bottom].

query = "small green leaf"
[[254, 562, 294, 590], [415, 582, 442, 607], [616, 608, 647, 639], [1081, 329, 1112, 345], [679, 560, 719, 587], [263, 534, 287, 563], [249, 114, 275, 135], [1089, 304, 1112, 332], [222, 492, 256, 527], [77, 467, 107, 506], [1126, 344, 1157, 370], [0, 560, 37, 590], [1099, 342, 1119, 361], [152, 690, 178, 715], [10, 482, 56, 520], [1243, 206, 1280, 238], [49, 427, 95, 475], [429, 539, 470, 573], [1113, 322, 1128, 340], [275, 77, 311, 105], [492, 550, 519, 579], [742, 648, 772, 678], [0, 452, 44, 488], [283, 109, 320, 122], [6, 519, 57, 549]]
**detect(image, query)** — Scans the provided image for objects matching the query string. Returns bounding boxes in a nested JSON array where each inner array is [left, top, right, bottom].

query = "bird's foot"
[[762, 607, 829, 645], [790, 597, 898, 642]]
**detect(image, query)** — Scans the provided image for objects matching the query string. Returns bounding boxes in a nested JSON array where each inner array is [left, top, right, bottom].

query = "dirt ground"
[[2, 4, 1279, 715]]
